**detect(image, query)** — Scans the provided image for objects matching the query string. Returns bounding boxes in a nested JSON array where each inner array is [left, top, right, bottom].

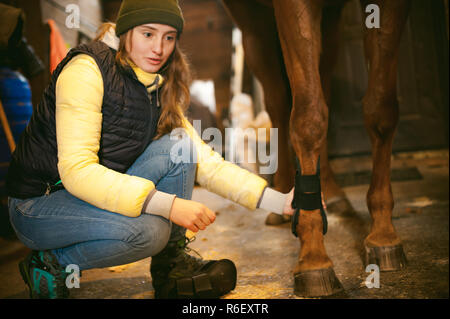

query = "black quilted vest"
[[6, 41, 162, 199]]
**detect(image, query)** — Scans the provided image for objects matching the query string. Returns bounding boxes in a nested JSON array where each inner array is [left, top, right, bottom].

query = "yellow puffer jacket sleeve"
[[55, 54, 154, 217], [181, 118, 268, 210]]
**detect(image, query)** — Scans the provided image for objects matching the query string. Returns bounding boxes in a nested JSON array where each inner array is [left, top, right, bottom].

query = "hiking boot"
[[19, 250, 69, 299], [150, 236, 237, 299]]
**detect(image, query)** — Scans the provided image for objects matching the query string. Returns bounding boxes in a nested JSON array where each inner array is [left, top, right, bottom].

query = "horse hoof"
[[265, 212, 291, 225], [364, 244, 407, 271], [326, 196, 356, 217], [294, 267, 344, 297]]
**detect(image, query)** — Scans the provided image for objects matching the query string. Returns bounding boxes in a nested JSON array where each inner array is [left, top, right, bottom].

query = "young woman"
[[6, 0, 294, 299]]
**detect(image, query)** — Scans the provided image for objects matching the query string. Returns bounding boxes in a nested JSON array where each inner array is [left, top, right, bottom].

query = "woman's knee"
[[161, 131, 198, 168], [127, 131, 197, 180], [155, 133, 197, 197], [129, 214, 171, 256]]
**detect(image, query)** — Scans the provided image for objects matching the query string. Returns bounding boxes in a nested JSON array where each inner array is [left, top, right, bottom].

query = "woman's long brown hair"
[[94, 22, 191, 140]]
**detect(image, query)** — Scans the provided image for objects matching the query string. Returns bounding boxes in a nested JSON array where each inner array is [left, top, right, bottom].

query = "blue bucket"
[[0, 67, 33, 195]]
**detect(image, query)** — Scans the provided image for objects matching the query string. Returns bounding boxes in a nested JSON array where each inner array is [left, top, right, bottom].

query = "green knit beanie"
[[115, 0, 184, 37]]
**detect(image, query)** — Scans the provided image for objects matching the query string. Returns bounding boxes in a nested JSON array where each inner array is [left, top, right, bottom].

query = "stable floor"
[[0, 149, 448, 299]]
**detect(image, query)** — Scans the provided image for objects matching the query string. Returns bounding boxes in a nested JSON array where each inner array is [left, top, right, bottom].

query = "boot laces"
[[179, 236, 203, 260]]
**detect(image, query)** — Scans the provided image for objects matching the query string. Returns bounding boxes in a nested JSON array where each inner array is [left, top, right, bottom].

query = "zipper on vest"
[[146, 75, 160, 107], [156, 76, 160, 107], [45, 180, 62, 196], [45, 182, 51, 196]]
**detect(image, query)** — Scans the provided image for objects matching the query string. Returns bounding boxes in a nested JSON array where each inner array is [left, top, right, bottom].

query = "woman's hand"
[[283, 187, 327, 215], [169, 197, 216, 232]]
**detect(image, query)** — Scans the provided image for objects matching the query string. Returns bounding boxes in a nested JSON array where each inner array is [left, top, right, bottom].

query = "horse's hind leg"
[[319, 2, 357, 216], [222, 0, 296, 225], [360, 0, 411, 271]]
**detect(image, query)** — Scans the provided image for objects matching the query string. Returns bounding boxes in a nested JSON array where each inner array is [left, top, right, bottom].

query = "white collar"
[[100, 23, 119, 51]]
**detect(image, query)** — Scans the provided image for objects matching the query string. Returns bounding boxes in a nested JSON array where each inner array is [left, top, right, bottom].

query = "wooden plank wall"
[[40, 0, 103, 47], [328, 0, 449, 156], [178, 0, 234, 131]]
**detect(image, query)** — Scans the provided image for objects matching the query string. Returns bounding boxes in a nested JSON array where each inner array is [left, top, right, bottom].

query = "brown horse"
[[222, 0, 411, 296]]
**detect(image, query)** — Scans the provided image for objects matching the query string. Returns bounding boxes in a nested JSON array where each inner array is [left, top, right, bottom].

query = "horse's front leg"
[[273, 0, 343, 297]]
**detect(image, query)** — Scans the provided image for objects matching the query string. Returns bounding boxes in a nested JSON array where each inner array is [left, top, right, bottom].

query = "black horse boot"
[[150, 236, 237, 299]]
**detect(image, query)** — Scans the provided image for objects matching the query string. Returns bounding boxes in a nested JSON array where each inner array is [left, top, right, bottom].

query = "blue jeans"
[[8, 134, 196, 270]]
